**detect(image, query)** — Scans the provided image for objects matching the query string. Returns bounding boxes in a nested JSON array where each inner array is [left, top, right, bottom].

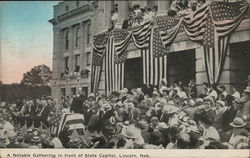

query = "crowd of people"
[[0, 78, 249, 149]]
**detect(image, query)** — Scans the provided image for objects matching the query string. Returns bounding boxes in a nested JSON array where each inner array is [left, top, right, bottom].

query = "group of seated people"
[[110, 4, 158, 30], [109, 0, 209, 30]]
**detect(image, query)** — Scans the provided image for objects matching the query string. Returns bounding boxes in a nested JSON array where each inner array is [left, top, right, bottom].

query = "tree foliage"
[[21, 65, 52, 86]]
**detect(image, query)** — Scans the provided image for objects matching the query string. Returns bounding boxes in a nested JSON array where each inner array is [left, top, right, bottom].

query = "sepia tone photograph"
[[0, 0, 250, 155]]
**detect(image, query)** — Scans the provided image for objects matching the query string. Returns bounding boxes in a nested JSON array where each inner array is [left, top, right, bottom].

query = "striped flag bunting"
[[48, 113, 85, 136], [183, 4, 210, 43], [155, 15, 182, 48], [105, 35, 115, 94], [105, 35, 125, 94], [114, 28, 131, 60], [202, 1, 249, 84], [142, 27, 168, 86], [210, 0, 249, 37], [91, 32, 110, 93], [132, 20, 153, 49]]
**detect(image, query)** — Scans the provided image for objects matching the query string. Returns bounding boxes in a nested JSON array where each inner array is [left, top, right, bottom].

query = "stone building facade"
[[50, 1, 250, 100]]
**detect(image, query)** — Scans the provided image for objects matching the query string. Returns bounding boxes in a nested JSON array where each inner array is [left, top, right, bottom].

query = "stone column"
[[157, 0, 171, 15], [52, 26, 60, 79], [117, 0, 129, 28], [57, 29, 64, 78], [102, 1, 114, 32], [96, 1, 105, 33], [79, 22, 85, 71], [69, 26, 74, 73]]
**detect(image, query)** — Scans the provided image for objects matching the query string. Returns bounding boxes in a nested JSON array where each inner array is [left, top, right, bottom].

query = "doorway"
[[124, 57, 143, 89], [167, 49, 196, 86]]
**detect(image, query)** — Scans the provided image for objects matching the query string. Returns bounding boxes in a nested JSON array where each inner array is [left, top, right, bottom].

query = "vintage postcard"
[[0, 0, 249, 158]]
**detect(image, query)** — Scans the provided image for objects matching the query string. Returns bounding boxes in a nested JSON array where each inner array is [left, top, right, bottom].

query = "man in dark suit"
[[222, 95, 237, 132], [221, 95, 237, 142], [40, 101, 51, 129], [70, 93, 86, 114], [188, 79, 197, 99]]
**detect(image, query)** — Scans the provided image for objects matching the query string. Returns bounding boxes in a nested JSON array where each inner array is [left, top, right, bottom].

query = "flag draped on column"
[[105, 28, 132, 94], [144, 28, 168, 86], [131, 21, 154, 86], [183, 1, 249, 85], [91, 32, 109, 93]]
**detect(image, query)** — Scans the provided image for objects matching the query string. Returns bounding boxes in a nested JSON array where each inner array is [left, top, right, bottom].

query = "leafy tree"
[[21, 65, 52, 86]]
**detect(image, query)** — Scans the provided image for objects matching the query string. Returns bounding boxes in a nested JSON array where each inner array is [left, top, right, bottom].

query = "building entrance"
[[124, 57, 143, 89], [230, 41, 250, 91], [167, 49, 196, 86]]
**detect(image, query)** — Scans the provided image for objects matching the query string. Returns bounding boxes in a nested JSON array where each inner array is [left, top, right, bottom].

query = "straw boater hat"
[[121, 127, 137, 139], [216, 100, 225, 107], [229, 117, 247, 128], [162, 106, 178, 115], [104, 103, 112, 111], [31, 136, 41, 142], [158, 122, 169, 130], [233, 98, 244, 108]]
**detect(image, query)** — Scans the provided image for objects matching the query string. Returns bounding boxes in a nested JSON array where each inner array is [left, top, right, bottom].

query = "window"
[[66, 5, 69, 11], [75, 27, 80, 47], [71, 87, 76, 95], [61, 88, 66, 96], [86, 22, 91, 44], [82, 87, 88, 96], [64, 57, 69, 69], [75, 54, 80, 72], [86, 52, 91, 66], [76, 1, 79, 7], [65, 30, 69, 49]]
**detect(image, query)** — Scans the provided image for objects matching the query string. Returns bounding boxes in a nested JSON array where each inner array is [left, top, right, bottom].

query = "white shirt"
[[111, 13, 118, 22], [202, 126, 220, 142], [209, 90, 218, 100], [51, 137, 63, 148], [232, 91, 241, 99]]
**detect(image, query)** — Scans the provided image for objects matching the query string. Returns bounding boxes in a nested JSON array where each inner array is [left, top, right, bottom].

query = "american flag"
[[105, 35, 115, 94], [48, 113, 62, 135], [210, 0, 249, 36], [132, 20, 153, 49], [105, 35, 124, 94], [155, 15, 182, 48], [48, 113, 85, 136], [114, 28, 131, 63], [91, 32, 110, 93], [202, 1, 248, 84], [183, 3, 210, 43], [142, 27, 168, 86]]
